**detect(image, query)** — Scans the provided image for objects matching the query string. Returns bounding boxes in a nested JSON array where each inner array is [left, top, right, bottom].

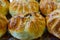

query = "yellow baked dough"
[[0, 0, 9, 16]]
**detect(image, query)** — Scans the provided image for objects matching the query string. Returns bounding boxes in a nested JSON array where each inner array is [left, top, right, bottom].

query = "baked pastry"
[[9, 0, 39, 16], [8, 12, 45, 40], [46, 9, 60, 39], [0, 0, 9, 16], [0, 14, 8, 37], [40, 0, 57, 16]]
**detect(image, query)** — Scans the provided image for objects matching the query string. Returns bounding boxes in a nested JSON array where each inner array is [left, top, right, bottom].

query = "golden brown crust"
[[46, 9, 60, 39], [40, 0, 57, 16], [9, 0, 39, 16], [0, 14, 8, 37], [8, 16, 26, 32], [0, 0, 9, 16], [8, 12, 45, 39]]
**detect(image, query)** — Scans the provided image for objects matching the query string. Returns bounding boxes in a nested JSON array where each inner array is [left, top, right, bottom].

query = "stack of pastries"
[[0, 0, 60, 40], [8, 0, 46, 40], [40, 0, 60, 39]]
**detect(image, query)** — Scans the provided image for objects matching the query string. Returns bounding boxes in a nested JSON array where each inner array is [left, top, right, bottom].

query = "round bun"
[[8, 12, 45, 40], [9, 0, 39, 16], [0, 14, 8, 37], [46, 9, 60, 39], [0, 0, 9, 16], [40, 0, 57, 16]]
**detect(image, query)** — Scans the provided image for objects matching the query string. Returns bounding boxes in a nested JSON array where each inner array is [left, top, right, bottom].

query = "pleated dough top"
[[9, 0, 39, 16], [8, 12, 45, 40], [40, 0, 57, 16]]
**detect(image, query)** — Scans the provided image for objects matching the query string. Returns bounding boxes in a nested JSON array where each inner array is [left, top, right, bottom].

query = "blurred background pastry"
[[56, 0, 60, 3], [40, 0, 57, 16], [0, 0, 9, 16], [9, 0, 39, 16], [0, 14, 8, 37], [8, 12, 45, 40], [56, 1, 60, 9], [46, 9, 60, 39]]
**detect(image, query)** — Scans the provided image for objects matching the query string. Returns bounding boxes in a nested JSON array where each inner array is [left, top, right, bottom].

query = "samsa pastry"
[[8, 12, 45, 40], [9, 0, 39, 16], [0, 14, 8, 37], [40, 0, 57, 16], [46, 9, 60, 39], [0, 0, 9, 16]]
